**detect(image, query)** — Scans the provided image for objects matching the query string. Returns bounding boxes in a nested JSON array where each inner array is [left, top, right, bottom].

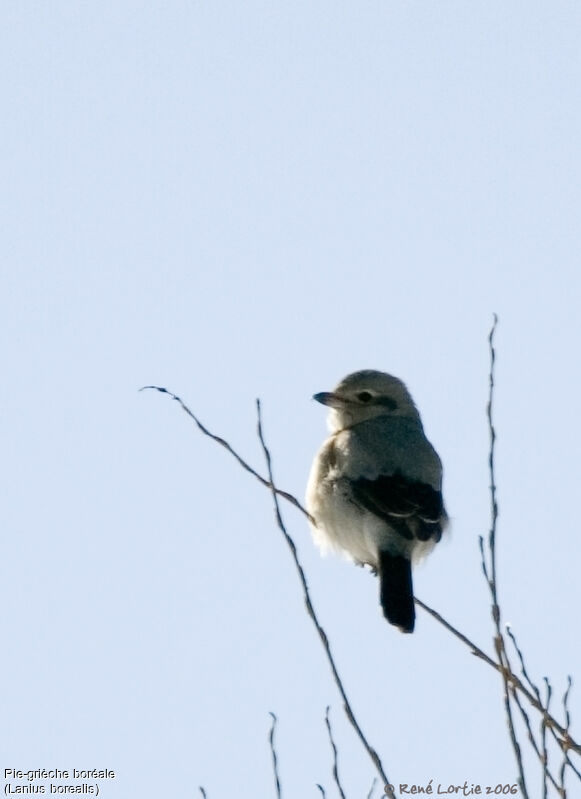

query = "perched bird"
[[306, 370, 447, 633]]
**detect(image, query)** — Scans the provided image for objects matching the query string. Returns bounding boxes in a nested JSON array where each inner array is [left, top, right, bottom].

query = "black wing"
[[351, 472, 446, 542]]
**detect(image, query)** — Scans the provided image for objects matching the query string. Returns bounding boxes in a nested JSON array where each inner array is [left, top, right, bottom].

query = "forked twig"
[[506, 628, 562, 796]]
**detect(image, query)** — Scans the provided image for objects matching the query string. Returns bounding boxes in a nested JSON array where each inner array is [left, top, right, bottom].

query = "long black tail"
[[378, 551, 415, 633]]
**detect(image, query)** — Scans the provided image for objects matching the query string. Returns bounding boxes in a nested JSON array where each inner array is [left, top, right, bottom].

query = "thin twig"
[[545, 682, 581, 788], [199, 788, 207, 798], [269, 712, 282, 799], [416, 591, 576, 760], [324, 706, 347, 799], [562, 677, 581, 781], [256, 400, 395, 796], [546, 681, 581, 785], [509, 681, 561, 795], [542, 680, 550, 799], [496, 635, 528, 797], [560, 750, 581, 783], [506, 627, 543, 705], [140, 386, 314, 523], [478, 536, 490, 583], [484, 315, 528, 798], [316, 785, 327, 797], [559, 676, 581, 792], [414, 598, 498, 670], [486, 315, 500, 624], [142, 382, 581, 758], [506, 627, 559, 797], [366, 777, 378, 799], [563, 677, 573, 733]]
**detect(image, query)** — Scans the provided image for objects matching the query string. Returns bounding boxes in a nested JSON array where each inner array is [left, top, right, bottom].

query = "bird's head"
[[313, 370, 421, 432]]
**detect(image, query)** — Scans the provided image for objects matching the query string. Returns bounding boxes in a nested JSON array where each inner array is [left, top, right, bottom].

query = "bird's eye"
[[357, 391, 373, 403]]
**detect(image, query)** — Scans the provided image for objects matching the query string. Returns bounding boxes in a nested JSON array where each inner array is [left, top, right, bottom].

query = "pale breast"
[[306, 423, 442, 566]]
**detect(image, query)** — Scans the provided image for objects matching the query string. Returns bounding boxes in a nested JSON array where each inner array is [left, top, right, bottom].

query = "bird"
[[306, 370, 447, 633]]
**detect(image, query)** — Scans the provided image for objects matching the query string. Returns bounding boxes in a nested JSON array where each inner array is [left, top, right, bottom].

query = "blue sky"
[[2, 3, 580, 797]]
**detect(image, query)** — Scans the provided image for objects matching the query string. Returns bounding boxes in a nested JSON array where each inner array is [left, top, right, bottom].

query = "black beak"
[[313, 391, 344, 408]]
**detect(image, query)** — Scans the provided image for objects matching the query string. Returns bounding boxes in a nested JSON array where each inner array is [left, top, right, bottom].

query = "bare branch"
[[478, 535, 490, 583], [506, 627, 562, 796], [542, 680, 551, 799], [559, 677, 581, 789], [269, 712, 282, 799], [256, 400, 394, 794], [486, 314, 500, 618], [413, 597, 496, 670], [140, 386, 314, 523], [482, 316, 528, 797], [324, 706, 347, 799], [509, 679, 561, 795], [506, 627, 543, 705]]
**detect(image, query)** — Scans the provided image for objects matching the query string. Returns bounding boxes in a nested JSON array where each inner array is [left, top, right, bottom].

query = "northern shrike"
[[306, 370, 447, 633]]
